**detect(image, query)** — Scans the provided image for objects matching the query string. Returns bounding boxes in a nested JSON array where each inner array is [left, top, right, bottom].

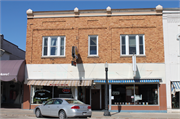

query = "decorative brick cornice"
[[27, 6, 162, 19]]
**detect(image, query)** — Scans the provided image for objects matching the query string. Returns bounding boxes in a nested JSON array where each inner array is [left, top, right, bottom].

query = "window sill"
[[41, 56, 66, 58], [120, 55, 146, 57], [87, 56, 99, 58]]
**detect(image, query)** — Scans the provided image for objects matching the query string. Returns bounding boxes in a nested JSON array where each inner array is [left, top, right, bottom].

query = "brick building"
[[23, 5, 167, 112]]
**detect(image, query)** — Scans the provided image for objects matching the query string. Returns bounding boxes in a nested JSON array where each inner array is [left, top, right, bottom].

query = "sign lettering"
[[0, 73, 9, 76], [49, 84, 68, 86], [62, 88, 70, 93]]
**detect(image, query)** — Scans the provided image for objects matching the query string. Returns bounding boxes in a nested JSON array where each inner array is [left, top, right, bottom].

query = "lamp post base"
[[103, 110, 111, 116]]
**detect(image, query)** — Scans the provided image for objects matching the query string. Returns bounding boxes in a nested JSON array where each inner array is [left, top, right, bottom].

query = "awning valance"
[[0, 60, 25, 82], [94, 79, 160, 84], [171, 81, 180, 94], [27, 80, 92, 86]]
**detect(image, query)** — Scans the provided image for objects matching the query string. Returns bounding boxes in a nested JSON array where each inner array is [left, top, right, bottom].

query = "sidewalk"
[[0, 108, 180, 119]]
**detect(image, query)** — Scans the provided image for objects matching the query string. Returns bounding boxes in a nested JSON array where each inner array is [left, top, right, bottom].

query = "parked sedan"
[[34, 98, 92, 119]]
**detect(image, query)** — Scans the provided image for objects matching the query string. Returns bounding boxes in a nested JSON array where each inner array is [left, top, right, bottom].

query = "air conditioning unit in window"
[[177, 33, 180, 40]]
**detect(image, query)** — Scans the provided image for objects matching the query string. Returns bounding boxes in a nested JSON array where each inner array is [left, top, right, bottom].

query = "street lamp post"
[[104, 62, 111, 116]]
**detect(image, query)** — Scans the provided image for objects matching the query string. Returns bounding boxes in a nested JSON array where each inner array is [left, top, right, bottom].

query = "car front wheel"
[[35, 108, 42, 118], [59, 110, 66, 119]]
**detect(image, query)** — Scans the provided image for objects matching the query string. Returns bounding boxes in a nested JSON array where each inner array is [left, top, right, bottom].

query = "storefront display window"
[[32, 86, 74, 104], [112, 84, 158, 105], [172, 92, 180, 109], [54, 87, 72, 98], [32, 86, 52, 104]]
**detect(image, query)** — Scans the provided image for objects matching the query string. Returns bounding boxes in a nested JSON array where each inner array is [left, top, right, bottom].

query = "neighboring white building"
[[163, 8, 180, 113], [0, 34, 26, 108]]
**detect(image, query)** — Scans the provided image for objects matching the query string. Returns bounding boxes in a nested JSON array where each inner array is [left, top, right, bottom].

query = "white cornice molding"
[[163, 11, 180, 14], [32, 12, 160, 19], [27, 7, 162, 19]]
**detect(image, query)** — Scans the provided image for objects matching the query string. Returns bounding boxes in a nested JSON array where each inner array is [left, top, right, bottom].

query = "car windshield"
[[65, 99, 84, 104]]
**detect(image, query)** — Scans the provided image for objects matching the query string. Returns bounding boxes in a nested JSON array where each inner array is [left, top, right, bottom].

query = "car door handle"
[[57, 106, 59, 108], [48, 106, 50, 108]]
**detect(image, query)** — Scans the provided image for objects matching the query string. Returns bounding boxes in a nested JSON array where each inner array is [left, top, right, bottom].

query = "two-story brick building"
[[23, 5, 167, 113]]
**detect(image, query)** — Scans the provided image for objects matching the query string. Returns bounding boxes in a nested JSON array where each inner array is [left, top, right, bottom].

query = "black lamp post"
[[104, 62, 111, 116]]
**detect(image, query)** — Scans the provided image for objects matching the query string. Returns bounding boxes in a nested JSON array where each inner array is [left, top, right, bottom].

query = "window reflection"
[[112, 84, 158, 105]]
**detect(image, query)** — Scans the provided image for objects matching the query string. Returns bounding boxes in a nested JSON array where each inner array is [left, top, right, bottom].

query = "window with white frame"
[[42, 36, 65, 56], [88, 35, 98, 56], [120, 35, 145, 56]]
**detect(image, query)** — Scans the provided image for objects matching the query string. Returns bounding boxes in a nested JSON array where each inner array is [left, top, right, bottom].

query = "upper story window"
[[120, 35, 145, 56], [42, 36, 65, 57], [88, 35, 98, 56]]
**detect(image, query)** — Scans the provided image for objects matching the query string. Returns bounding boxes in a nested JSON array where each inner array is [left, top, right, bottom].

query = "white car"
[[34, 98, 92, 119]]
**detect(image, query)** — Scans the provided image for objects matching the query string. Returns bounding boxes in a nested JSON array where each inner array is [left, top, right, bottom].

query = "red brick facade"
[[24, 8, 165, 111], [26, 15, 164, 64]]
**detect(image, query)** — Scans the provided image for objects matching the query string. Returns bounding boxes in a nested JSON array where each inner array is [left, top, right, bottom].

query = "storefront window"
[[32, 86, 74, 104], [32, 86, 52, 104], [112, 84, 158, 105], [172, 92, 180, 109], [135, 84, 158, 105], [54, 87, 72, 98]]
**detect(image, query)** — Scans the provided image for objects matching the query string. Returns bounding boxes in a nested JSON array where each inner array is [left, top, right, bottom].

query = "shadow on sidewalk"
[[110, 105, 121, 116]]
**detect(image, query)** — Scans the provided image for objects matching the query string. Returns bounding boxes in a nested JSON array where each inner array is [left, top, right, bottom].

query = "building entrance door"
[[91, 89, 100, 110], [85, 88, 90, 105]]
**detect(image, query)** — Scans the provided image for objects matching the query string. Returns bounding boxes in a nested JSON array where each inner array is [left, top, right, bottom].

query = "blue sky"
[[0, 0, 179, 51]]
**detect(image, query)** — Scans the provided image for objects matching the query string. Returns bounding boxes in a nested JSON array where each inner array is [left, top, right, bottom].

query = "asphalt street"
[[0, 108, 180, 119]]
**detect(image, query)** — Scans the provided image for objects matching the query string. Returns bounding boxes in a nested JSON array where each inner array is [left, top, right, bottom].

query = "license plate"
[[82, 112, 87, 115]]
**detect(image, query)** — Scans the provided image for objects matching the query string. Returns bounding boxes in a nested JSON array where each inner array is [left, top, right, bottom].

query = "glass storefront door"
[[172, 92, 180, 109]]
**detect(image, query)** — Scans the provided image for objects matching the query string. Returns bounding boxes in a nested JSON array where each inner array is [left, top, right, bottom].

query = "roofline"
[[1, 35, 25, 52], [163, 8, 180, 11], [33, 7, 156, 13], [163, 8, 180, 14], [26, 5, 163, 19]]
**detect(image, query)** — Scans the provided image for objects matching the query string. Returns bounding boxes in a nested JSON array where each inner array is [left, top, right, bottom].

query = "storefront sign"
[[62, 88, 70, 93], [126, 90, 132, 96], [132, 54, 137, 77], [49, 84, 68, 86], [34, 89, 50, 100], [35, 89, 50, 93], [134, 94, 142, 101], [72, 46, 78, 59], [112, 91, 120, 95]]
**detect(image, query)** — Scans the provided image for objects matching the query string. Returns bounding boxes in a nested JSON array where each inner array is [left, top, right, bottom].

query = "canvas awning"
[[171, 81, 180, 94], [94, 79, 160, 84], [0, 60, 25, 82], [27, 80, 92, 86]]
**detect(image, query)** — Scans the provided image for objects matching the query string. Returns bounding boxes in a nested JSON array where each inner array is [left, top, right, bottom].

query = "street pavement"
[[0, 108, 180, 119]]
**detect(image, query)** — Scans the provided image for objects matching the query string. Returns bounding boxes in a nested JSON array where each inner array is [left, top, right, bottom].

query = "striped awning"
[[171, 81, 180, 94], [94, 79, 160, 84], [27, 80, 92, 86]]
